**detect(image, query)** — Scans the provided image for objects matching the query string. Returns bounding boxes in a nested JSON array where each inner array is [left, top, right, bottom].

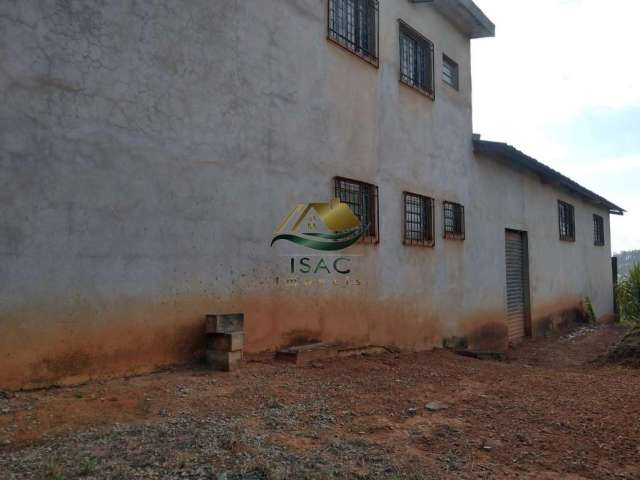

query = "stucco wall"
[[470, 154, 614, 333], [0, 1, 613, 390]]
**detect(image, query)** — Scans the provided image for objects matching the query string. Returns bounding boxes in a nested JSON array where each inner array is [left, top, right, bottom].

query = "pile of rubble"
[[600, 328, 640, 367]]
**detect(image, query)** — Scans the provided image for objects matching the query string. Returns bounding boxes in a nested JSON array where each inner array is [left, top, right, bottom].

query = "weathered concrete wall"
[[470, 154, 615, 339], [0, 1, 613, 389]]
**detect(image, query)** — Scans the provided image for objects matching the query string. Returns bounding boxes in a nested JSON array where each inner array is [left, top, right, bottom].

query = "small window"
[[442, 54, 459, 90], [403, 192, 435, 247], [558, 201, 575, 242], [334, 177, 379, 243], [443, 201, 465, 240], [328, 0, 379, 66], [399, 20, 434, 98], [593, 214, 605, 246]]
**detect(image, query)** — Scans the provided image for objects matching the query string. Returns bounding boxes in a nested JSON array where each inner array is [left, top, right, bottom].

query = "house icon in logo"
[[271, 199, 363, 251]]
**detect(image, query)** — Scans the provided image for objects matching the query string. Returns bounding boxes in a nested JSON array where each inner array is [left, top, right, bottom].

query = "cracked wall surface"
[[0, 1, 613, 389]]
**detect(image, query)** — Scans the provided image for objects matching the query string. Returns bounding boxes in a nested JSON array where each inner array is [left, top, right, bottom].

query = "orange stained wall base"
[[0, 292, 595, 390]]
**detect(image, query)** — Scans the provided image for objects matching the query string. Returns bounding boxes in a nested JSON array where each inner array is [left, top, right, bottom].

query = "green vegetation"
[[79, 457, 98, 476], [582, 297, 596, 323], [617, 263, 640, 325]]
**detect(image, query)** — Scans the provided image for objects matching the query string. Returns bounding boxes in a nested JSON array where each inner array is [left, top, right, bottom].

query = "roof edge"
[[473, 139, 625, 215], [410, 0, 495, 39]]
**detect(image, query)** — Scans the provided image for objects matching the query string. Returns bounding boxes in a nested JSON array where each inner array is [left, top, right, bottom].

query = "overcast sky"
[[471, 0, 639, 253]]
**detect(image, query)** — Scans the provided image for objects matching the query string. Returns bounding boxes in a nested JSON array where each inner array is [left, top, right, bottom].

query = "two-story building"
[[0, 0, 623, 389]]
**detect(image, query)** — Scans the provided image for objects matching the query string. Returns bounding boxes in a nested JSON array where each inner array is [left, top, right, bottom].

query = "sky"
[[471, 0, 640, 253]]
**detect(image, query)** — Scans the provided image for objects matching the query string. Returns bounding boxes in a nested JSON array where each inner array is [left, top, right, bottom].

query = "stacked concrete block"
[[205, 313, 244, 371]]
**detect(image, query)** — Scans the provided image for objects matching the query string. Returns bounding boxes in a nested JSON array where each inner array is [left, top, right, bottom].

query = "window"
[[558, 201, 575, 242], [334, 177, 379, 243], [442, 54, 459, 90], [328, 0, 379, 66], [403, 192, 435, 247], [593, 214, 605, 246], [399, 20, 434, 98], [443, 201, 465, 240]]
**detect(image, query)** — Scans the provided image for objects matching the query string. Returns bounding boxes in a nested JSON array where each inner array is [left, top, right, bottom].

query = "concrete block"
[[208, 332, 244, 352], [275, 342, 339, 365], [206, 350, 243, 372], [205, 313, 244, 334]]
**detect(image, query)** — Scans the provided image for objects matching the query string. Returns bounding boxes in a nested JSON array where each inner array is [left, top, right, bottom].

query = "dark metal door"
[[612, 256, 618, 316], [505, 230, 530, 342]]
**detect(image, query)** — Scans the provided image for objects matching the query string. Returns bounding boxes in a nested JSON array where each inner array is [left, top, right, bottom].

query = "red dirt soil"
[[1, 323, 639, 479]]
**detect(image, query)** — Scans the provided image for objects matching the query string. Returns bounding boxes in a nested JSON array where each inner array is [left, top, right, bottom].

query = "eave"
[[409, 0, 495, 39]]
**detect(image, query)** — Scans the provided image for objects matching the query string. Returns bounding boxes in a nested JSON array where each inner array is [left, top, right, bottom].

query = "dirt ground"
[[1, 323, 639, 480]]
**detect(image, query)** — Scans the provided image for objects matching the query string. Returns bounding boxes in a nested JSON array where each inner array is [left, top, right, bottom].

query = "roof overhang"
[[473, 139, 625, 215], [409, 0, 495, 39]]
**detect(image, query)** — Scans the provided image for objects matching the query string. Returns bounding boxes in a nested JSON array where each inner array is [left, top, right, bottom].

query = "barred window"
[[443, 201, 465, 240], [334, 177, 379, 243], [442, 54, 459, 90], [593, 214, 605, 246], [328, 0, 379, 66], [558, 201, 575, 242], [399, 20, 434, 98], [403, 192, 434, 247]]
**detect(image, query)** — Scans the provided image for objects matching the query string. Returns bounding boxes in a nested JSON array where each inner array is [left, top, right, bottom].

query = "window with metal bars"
[[334, 177, 379, 243], [442, 54, 459, 90], [328, 0, 379, 66], [403, 192, 434, 247], [399, 20, 434, 98], [443, 201, 465, 240], [593, 214, 605, 246], [558, 200, 575, 242]]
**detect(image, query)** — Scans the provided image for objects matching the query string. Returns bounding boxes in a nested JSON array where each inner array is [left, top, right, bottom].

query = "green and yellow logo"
[[271, 199, 362, 251]]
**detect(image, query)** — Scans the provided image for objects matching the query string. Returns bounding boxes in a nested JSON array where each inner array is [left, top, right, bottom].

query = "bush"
[[617, 263, 640, 324]]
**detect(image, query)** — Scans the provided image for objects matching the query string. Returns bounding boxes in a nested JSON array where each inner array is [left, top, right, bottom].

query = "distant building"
[[0, 0, 623, 389]]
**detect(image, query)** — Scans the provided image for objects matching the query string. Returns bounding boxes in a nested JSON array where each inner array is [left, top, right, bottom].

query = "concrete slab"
[[206, 350, 243, 372], [205, 314, 244, 334], [209, 332, 244, 352]]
